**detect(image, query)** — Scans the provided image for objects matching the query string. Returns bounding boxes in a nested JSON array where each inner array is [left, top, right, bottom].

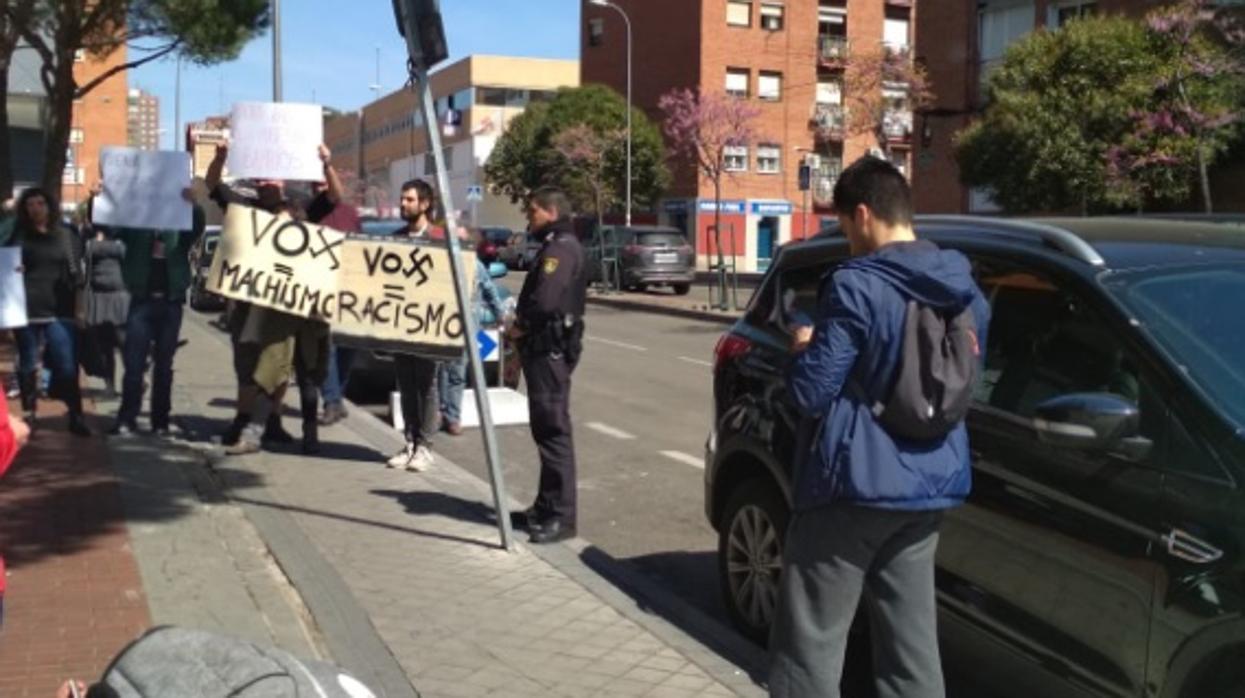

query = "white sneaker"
[[405, 445, 434, 473], [387, 444, 415, 469]]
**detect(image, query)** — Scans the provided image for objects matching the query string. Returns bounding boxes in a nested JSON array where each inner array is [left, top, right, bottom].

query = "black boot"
[[299, 386, 320, 454], [301, 419, 320, 455], [59, 379, 91, 438], [221, 413, 249, 446], [262, 412, 295, 445], [19, 371, 38, 430]]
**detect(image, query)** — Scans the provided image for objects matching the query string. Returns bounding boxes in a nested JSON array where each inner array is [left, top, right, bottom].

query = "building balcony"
[[810, 104, 846, 140], [818, 35, 850, 66], [883, 110, 913, 145], [811, 160, 843, 208]]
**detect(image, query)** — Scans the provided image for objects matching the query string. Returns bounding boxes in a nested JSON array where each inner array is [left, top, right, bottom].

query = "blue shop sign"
[[750, 201, 794, 215], [663, 200, 690, 213]]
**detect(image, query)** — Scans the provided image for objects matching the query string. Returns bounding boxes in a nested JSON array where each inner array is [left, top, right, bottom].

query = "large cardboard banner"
[[0, 248, 27, 329], [227, 102, 325, 182], [93, 148, 193, 231], [207, 205, 475, 356]]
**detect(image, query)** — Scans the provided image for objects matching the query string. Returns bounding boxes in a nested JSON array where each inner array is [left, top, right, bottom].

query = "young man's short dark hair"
[[401, 178, 438, 217], [529, 186, 572, 222], [831, 156, 914, 227]]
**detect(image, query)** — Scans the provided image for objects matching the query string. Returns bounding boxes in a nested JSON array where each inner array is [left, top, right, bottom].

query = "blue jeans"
[[321, 341, 356, 407], [437, 355, 467, 425], [117, 299, 184, 428], [15, 320, 78, 382]]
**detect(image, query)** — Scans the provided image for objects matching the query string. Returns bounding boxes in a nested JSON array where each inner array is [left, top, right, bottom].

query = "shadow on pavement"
[[216, 486, 497, 550]]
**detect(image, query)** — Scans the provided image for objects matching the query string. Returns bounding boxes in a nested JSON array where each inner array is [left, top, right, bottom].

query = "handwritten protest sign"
[[227, 102, 325, 182], [0, 248, 27, 329], [92, 148, 193, 231], [207, 205, 475, 357]]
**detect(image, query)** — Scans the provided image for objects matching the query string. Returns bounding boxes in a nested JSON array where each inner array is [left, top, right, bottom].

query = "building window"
[[1052, 1, 1097, 27], [724, 145, 748, 172], [477, 87, 506, 106], [69, 128, 84, 144], [589, 17, 605, 46], [727, 1, 752, 27], [725, 68, 750, 98], [62, 167, 84, 185], [758, 71, 782, 101], [816, 80, 842, 105], [756, 144, 781, 173], [760, 4, 784, 31], [884, 17, 910, 54], [889, 151, 909, 177], [979, 1, 1035, 89]]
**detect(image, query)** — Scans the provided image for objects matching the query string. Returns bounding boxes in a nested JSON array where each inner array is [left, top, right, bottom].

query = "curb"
[[586, 294, 741, 326]]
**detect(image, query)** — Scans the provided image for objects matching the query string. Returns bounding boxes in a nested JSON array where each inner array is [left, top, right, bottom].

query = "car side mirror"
[[1033, 393, 1145, 454], [488, 261, 508, 279]]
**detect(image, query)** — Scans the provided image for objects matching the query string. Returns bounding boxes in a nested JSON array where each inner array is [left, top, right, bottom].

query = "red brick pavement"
[[0, 354, 151, 698]]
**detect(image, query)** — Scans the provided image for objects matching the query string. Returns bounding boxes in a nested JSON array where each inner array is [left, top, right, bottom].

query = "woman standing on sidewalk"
[[8, 188, 90, 436], [81, 227, 129, 398]]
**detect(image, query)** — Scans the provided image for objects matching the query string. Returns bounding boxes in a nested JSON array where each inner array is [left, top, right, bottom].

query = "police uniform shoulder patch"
[[543, 257, 560, 275]]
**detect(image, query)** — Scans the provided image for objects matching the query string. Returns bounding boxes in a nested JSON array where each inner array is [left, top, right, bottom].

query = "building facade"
[[6, 40, 50, 193], [185, 115, 230, 180], [324, 55, 580, 230], [126, 88, 160, 151], [63, 46, 129, 209], [915, 0, 1244, 214], [582, 0, 918, 272]]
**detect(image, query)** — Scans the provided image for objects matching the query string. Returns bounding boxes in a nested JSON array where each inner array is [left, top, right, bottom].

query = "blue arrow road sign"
[[477, 329, 498, 361]]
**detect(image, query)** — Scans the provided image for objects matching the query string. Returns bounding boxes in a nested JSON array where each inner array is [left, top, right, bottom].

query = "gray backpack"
[[856, 300, 979, 441], [92, 626, 381, 698]]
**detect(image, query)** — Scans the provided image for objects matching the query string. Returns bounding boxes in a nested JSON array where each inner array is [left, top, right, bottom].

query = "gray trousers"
[[768, 505, 945, 698]]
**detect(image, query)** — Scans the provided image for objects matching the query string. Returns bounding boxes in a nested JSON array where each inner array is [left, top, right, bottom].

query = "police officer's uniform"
[[516, 218, 586, 539]]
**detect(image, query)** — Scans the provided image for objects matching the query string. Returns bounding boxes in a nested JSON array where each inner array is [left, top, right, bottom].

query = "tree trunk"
[[713, 178, 727, 309], [1196, 142, 1213, 213], [40, 56, 78, 213], [0, 64, 13, 201]]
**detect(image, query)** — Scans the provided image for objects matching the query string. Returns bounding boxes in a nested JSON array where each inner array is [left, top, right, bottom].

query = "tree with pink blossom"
[[658, 88, 761, 291], [1107, 0, 1244, 211]]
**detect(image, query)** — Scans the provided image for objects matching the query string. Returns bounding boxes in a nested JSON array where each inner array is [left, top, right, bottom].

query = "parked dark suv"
[[707, 215, 1245, 698], [586, 225, 695, 294]]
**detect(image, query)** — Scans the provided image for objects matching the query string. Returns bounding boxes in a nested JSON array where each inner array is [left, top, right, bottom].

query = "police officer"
[[508, 187, 586, 544]]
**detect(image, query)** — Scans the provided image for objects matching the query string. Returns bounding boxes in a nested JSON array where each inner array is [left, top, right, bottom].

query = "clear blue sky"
[[128, 0, 581, 150]]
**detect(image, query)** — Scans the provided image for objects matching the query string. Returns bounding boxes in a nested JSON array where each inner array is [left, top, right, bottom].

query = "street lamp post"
[[590, 0, 632, 227], [271, 0, 282, 102]]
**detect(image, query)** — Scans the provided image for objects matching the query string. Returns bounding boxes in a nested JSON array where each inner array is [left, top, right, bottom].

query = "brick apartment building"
[[583, 0, 918, 272], [186, 115, 230, 180], [916, 0, 1244, 214], [126, 88, 160, 151], [63, 46, 129, 210], [324, 55, 579, 230]]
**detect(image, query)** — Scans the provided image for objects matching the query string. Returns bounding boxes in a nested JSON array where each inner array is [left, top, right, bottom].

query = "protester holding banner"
[[206, 143, 298, 447], [7, 188, 90, 437], [437, 235, 509, 436], [108, 191, 206, 437], [385, 178, 444, 471], [220, 145, 339, 456], [306, 148, 362, 428]]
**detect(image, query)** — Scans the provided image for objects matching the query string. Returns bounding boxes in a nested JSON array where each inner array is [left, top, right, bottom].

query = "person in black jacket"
[[81, 227, 129, 398], [9, 188, 90, 436], [507, 187, 586, 544]]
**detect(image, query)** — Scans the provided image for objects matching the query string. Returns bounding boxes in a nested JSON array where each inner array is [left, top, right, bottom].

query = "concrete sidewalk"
[[169, 314, 765, 697]]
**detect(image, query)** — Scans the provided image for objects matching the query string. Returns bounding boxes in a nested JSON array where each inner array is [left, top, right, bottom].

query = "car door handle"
[[1162, 528, 1224, 565]]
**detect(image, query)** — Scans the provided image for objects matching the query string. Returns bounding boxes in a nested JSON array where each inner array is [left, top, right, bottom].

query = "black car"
[[480, 226, 513, 249], [707, 215, 1245, 698], [500, 231, 541, 271], [188, 226, 223, 311], [586, 225, 695, 294]]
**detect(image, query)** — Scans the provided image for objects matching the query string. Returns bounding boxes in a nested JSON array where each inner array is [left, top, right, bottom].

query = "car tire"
[[718, 476, 789, 645], [673, 283, 691, 296]]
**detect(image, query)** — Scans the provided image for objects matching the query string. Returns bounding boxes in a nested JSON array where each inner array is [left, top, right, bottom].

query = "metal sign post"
[[394, 0, 514, 551]]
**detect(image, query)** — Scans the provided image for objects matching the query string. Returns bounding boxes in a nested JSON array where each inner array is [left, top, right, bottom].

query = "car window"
[[636, 232, 686, 247], [972, 261, 1171, 445]]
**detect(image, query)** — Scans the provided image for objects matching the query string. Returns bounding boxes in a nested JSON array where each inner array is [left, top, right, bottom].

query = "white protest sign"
[[207, 205, 476, 356], [0, 248, 27, 329], [92, 148, 193, 231], [227, 102, 325, 182]]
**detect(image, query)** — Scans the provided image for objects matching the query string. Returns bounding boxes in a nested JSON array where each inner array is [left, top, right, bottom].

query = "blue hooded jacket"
[[787, 240, 990, 512]]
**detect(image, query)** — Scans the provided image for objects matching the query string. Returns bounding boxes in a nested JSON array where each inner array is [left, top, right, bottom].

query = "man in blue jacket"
[[769, 157, 990, 698]]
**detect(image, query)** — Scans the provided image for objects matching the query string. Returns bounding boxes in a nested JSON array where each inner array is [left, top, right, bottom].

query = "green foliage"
[[956, 16, 1162, 213], [137, 0, 271, 63], [485, 84, 669, 212]]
